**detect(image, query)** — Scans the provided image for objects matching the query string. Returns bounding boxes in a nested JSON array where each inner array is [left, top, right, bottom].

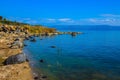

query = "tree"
[[0, 16, 3, 21], [3, 18, 7, 21]]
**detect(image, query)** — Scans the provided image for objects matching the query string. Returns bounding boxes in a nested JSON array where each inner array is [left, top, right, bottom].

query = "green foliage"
[[0, 16, 3, 21]]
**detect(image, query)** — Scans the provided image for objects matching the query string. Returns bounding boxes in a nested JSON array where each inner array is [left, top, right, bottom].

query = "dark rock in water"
[[26, 59, 29, 62], [71, 32, 77, 36], [42, 76, 47, 79], [33, 73, 40, 80], [29, 36, 33, 38], [34, 34, 39, 37], [50, 46, 56, 48], [25, 37, 29, 40], [45, 32, 49, 36], [30, 38, 36, 42], [3, 53, 27, 65], [39, 59, 44, 63], [34, 76, 39, 80], [40, 39, 43, 40], [40, 33, 45, 36], [24, 44, 27, 46]]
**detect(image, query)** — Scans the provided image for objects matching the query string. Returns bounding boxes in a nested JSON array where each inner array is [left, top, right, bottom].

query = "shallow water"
[[24, 30, 120, 80]]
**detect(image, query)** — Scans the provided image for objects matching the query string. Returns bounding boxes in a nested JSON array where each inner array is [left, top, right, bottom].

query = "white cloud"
[[7, 14, 120, 25], [8, 17, 40, 24], [101, 14, 120, 18], [58, 18, 73, 22], [42, 17, 120, 25], [46, 18, 56, 23], [40, 18, 74, 25], [85, 18, 120, 25], [23, 18, 31, 21]]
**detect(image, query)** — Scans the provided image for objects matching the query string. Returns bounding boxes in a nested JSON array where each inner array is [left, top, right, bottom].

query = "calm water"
[[24, 29, 120, 80]]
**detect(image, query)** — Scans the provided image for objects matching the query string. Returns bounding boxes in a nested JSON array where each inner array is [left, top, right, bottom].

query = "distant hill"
[[50, 25, 120, 31]]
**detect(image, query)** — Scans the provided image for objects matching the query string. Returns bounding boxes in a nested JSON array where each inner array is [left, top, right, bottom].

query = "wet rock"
[[29, 36, 33, 39], [40, 39, 43, 40], [42, 75, 47, 79], [3, 53, 27, 65], [39, 59, 44, 63], [71, 32, 77, 36], [24, 44, 27, 46], [25, 37, 29, 40], [26, 59, 29, 62], [45, 33, 54, 36], [40, 33, 45, 36], [34, 76, 39, 80], [33, 34, 39, 37], [50, 46, 56, 48], [30, 38, 36, 42]]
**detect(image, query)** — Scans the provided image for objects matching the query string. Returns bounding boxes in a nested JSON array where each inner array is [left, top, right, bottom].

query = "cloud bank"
[[8, 14, 120, 26]]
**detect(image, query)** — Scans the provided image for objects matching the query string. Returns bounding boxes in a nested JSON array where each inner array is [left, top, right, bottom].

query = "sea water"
[[24, 28, 120, 80]]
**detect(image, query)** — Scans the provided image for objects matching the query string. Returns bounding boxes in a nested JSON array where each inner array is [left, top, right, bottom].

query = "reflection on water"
[[24, 31, 120, 80]]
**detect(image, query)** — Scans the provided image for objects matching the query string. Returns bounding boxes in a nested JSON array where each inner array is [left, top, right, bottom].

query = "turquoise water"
[[24, 30, 120, 80]]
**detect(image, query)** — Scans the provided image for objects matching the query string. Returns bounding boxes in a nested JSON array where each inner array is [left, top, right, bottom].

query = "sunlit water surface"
[[24, 30, 120, 80]]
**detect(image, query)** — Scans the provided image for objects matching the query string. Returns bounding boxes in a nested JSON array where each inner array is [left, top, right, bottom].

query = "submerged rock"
[[41, 75, 47, 79], [50, 46, 56, 48], [3, 53, 27, 65], [39, 59, 44, 63], [30, 38, 36, 42]]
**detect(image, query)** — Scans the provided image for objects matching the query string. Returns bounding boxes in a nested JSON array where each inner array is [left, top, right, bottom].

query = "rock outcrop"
[[3, 53, 27, 65]]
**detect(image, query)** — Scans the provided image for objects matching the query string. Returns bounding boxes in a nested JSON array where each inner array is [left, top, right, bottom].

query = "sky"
[[0, 0, 120, 25]]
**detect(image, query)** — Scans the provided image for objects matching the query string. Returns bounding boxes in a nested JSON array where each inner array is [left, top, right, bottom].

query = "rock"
[[50, 46, 56, 48], [40, 33, 45, 36], [3, 53, 27, 65], [25, 37, 29, 40], [71, 32, 77, 36], [10, 41, 23, 48], [14, 38, 20, 41], [53, 32, 58, 35], [30, 38, 36, 42], [29, 36, 33, 39], [39, 59, 44, 63], [42, 75, 47, 79], [24, 44, 27, 46], [45, 33, 54, 36], [34, 76, 39, 80], [40, 39, 43, 40], [57, 32, 64, 35], [33, 34, 39, 37], [26, 59, 29, 62]]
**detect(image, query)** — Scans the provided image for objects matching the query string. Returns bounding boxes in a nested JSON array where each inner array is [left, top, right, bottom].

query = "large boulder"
[[10, 40, 23, 49], [3, 53, 27, 65]]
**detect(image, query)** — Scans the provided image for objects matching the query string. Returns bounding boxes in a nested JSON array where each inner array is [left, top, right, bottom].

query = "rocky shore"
[[0, 24, 57, 80], [0, 32, 33, 80], [0, 23, 82, 80]]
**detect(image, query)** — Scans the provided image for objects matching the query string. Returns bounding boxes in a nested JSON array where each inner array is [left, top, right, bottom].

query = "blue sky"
[[0, 0, 120, 25]]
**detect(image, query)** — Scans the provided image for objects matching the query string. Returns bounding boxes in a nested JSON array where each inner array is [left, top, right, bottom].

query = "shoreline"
[[0, 24, 82, 80], [0, 32, 33, 80]]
